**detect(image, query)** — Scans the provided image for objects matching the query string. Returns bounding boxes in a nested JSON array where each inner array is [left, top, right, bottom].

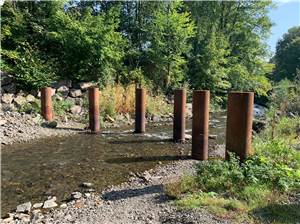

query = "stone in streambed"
[[43, 197, 58, 209], [32, 202, 43, 209], [16, 202, 31, 213]]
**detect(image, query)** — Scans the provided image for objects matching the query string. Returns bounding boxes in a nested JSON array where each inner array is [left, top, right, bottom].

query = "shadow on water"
[[106, 155, 190, 163]]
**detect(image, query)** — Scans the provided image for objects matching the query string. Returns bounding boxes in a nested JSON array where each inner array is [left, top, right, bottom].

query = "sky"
[[267, 0, 300, 55]]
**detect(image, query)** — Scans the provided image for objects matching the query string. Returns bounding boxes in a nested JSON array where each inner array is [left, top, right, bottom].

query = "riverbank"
[[0, 111, 86, 145], [1, 159, 230, 224]]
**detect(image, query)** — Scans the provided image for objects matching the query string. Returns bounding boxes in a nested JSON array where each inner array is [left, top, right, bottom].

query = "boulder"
[[41, 121, 58, 128], [69, 89, 83, 98], [16, 202, 31, 213], [79, 82, 95, 90], [1, 103, 16, 112], [26, 94, 36, 103], [2, 83, 16, 93], [13, 95, 26, 107], [56, 85, 69, 97], [185, 134, 192, 140], [70, 105, 82, 115], [253, 119, 267, 133], [1, 93, 14, 104], [74, 98, 83, 106]]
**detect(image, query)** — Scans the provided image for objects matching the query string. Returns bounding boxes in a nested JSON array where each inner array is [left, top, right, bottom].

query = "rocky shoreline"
[[1, 159, 229, 224]]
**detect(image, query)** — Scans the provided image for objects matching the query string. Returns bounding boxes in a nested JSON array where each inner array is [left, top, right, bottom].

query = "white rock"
[[43, 198, 58, 209], [32, 202, 43, 209], [185, 134, 192, 140], [0, 119, 7, 126], [16, 202, 31, 213], [79, 82, 95, 90], [1, 93, 14, 104], [60, 203, 67, 208]]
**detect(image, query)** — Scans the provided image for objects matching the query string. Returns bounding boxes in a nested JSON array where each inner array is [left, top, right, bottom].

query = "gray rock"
[[26, 94, 36, 103], [71, 191, 82, 200], [43, 197, 58, 209], [2, 83, 16, 93], [32, 202, 43, 209], [79, 82, 95, 90], [16, 202, 31, 213], [1, 93, 14, 104], [69, 89, 83, 98], [13, 95, 27, 107], [56, 85, 69, 97], [1, 103, 16, 112], [70, 105, 82, 115], [1, 71, 13, 86]]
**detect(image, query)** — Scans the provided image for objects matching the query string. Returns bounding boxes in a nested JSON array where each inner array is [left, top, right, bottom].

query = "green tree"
[[146, 1, 195, 92], [273, 26, 300, 81]]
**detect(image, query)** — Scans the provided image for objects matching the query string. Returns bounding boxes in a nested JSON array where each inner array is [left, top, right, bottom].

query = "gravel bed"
[[4, 160, 230, 224]]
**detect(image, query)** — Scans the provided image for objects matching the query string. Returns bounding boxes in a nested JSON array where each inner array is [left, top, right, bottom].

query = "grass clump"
[[165, 116, 300, 223]]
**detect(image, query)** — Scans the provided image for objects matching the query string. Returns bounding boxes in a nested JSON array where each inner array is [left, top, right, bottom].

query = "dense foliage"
[[1, 0, 275, 98], [272, 26, 300, 82]]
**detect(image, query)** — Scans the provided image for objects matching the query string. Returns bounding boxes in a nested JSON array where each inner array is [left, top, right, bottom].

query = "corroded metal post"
[[41, 87, 53, 121], [135, 88, 146, 133], [192, 90, 210, 160], [226, 92, 254, 161], [89, 87, 100, 134], [173, 89, 186, 142]]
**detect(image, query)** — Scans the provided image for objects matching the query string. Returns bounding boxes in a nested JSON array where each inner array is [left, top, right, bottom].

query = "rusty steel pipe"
[[173, 89, 186, 143], [226, 91, 254, 161], [192, 90, 210, 160], [135, 88, 146, 133], [41, 87, 53, 121], [88, 87, 100, 134]]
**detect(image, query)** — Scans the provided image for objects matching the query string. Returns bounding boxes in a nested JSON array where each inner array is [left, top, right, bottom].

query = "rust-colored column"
[[173, 89, 186, 142], [135, 88, 146, 133], [41, 87, 53, 121], [226, 92, 254, 161], [88, 87, 100, 134], [192, 90, 210, 160]]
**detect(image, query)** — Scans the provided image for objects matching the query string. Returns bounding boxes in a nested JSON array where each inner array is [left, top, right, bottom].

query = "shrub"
[[53, 96, 74, 116]]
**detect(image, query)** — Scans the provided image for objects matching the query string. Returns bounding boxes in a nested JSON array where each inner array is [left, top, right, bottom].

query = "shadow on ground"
[[252, 202, 300, 223], [102, 184, 163, 201]]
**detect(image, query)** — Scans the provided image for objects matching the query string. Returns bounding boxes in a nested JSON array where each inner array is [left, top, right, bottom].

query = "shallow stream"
[[1, 112, 226, 215]]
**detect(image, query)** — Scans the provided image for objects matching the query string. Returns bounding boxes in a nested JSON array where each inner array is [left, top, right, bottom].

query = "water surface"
[[1, 113, 226, 215]]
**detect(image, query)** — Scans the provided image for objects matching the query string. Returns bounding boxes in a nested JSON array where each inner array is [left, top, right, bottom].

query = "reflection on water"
[[1, 112, 226, 215]]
